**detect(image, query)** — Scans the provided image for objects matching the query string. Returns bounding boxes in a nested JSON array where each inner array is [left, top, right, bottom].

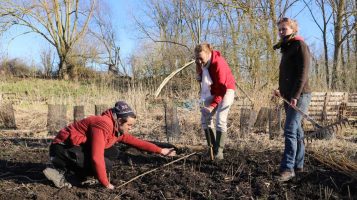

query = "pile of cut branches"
[[309, 151, 357, 179]]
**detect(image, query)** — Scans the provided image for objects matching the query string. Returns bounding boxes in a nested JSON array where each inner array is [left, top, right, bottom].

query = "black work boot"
[[215, 131, 226, 160]]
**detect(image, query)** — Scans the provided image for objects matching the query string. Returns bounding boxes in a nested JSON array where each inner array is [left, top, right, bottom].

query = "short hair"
[[277, 17, 299, 34], [194, 43, 213, 55]]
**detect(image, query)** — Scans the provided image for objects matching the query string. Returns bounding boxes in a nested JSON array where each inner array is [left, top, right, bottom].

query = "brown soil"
[[0, 138, 356, 200]]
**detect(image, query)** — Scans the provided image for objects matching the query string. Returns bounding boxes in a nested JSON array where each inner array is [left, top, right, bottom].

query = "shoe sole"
[[43, 168, 71, 188], [278, 174, 295, 182]]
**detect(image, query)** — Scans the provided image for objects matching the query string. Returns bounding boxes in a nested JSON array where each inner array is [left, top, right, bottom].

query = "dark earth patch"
[[0, 139, 356, 200]]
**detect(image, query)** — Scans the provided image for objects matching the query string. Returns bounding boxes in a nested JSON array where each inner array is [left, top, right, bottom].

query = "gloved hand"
[[201, 106, 213, 115]]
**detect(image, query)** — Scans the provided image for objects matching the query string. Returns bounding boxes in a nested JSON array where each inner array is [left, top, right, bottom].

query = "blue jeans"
[[280, 93, 311, 171]]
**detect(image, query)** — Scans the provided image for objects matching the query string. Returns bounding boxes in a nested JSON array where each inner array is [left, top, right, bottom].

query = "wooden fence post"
[[0, 103, 16, 129], [239, 108, 256, 136], [269, 107, 283, 139], [164, 101, 180, 142], [95, 104, 108, 115], [74, 105, 85, 122], [254, 107, 269, 133], [47, 104, 67, 135]]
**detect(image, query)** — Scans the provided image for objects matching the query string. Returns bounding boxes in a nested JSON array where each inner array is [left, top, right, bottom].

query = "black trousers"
[[49, 143, 119, 178]]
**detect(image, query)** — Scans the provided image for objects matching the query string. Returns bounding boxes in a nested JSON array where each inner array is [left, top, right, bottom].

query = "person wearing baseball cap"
[[43, 101, 176, 189]]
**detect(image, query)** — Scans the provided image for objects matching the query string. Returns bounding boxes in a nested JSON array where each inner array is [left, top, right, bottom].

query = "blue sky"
[[1, 0, 141, 66], [1, 1, 324, 67]]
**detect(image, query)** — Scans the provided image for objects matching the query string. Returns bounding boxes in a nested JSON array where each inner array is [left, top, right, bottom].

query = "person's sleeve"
[[121, 133, 162, 153], [209, 62, 227, 108], [89, 127, 110, 187], [291, 42, 310, 99]]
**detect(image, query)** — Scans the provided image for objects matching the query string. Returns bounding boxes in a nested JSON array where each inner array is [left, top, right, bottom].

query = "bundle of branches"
[[308, 151, 357, 180]]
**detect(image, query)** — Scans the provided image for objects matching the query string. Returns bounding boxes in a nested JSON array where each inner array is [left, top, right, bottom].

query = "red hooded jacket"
[[52, 109, 162, 187], [198, 50, 236, 108]]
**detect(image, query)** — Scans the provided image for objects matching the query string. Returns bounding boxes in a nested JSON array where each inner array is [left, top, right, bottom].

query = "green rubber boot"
[[214, 131, 226, 160], [204, 128, 216, 147], [204, 128, 216, 157]]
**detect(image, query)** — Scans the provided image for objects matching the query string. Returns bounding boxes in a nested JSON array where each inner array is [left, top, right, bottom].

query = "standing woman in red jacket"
[[43, 101, 176, 189], [195, 43, 236, 160]]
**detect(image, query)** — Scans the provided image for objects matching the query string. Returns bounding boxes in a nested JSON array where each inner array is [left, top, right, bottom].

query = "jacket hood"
[[102, 109, 119, 134], [291, 35, 304, 41], [101, 109, 114, 119], [211, 50, 221, 60]]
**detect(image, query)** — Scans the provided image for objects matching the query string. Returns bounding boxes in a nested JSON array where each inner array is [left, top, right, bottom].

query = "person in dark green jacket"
[[273, 17, 312, 182]]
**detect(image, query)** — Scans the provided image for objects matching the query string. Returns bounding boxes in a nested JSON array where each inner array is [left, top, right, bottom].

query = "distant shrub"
[[0, 58, 41, 77], [76, 65, 100, 81]]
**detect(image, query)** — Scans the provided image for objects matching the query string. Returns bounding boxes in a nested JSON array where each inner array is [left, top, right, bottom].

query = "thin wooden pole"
[[116, 152, 197, 189], [154, 60, 195, 98]]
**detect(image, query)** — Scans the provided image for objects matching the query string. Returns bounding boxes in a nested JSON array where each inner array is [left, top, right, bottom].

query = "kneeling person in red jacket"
[[43, 101, 176, 189]]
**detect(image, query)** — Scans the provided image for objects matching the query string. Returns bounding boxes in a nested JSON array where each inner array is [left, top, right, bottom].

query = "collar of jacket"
[[273, 34, 304, 50]]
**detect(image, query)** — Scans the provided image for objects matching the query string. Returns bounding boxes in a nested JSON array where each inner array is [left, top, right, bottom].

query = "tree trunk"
[[323, 32, 330, 88], [345, 17, 351, 65], [355, 1, 357, 88], [223, 6, 240, 78], [68, 63, 78, 82], [341, 43, 346, 86], [268, 0, 279, 83], [331, 0, 344, 89], [58, 59, 69, 80]]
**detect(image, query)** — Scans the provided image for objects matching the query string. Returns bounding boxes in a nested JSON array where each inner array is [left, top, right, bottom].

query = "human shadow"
[[0, 159, 49, 184]]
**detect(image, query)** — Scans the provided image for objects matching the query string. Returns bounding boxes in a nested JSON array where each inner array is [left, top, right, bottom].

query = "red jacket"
[[52, 110, 162, 187], [198, 50, 236, 108]]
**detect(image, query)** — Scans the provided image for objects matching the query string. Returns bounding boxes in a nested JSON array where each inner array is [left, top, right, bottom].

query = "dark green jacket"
[[279, 37, 311, 100]]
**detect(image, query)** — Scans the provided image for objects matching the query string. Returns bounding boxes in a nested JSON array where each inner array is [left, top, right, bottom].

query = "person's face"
[[278, 22, 294, 38], [118, 117, 136, 134], [195, 51, 211, 67]]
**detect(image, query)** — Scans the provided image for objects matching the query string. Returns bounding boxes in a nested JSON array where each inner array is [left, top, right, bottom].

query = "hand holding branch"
[[161, 148, 176, 156]]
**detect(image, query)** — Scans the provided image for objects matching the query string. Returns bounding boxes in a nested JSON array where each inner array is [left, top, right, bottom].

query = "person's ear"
[[117, 118, 123, 125]]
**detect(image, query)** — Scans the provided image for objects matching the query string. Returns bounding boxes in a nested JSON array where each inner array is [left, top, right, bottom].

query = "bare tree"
[[128, 0, 355, 92], [209, 0, 247, 78], [329, 0, 357, 89], [343, 0, 357, 91], [40, 46, 55, 78], [304, 0, 333, 88], [331, 0, 344, 89], [132, 0, 209, 84], [0, 0, 96, 80], [91, 5, 124, 76]]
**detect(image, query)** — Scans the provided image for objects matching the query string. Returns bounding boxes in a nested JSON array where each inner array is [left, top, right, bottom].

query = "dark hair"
[[118, 114, 136, 124]]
